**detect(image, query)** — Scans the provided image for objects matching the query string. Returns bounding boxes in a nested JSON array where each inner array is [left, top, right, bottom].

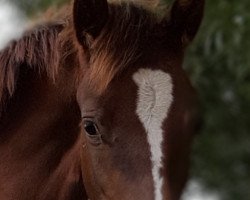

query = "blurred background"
[[0, 0, 249, 199]]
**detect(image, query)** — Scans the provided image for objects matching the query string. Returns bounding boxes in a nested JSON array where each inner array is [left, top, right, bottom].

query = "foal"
[[0, 0, 204, 199], [71, 0, 204, 199]]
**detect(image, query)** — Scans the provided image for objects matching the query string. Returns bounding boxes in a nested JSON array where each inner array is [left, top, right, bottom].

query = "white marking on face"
[[133, 68, 173, 200]]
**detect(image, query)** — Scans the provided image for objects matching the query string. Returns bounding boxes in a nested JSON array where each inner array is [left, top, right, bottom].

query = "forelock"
[[86, 2, 161, 94]]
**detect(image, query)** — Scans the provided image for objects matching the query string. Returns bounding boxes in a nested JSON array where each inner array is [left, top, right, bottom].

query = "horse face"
[[77, 67, 157, 200], [73, 0, 204, 199]]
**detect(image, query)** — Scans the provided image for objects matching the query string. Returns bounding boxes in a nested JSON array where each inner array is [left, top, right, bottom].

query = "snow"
[[0, 0, 26, 50], [182, 180, 221, 200]]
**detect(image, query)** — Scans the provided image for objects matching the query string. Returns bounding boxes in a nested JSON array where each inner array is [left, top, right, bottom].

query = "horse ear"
[[73, 0, 109, 46], [168, 0, 205, 46]]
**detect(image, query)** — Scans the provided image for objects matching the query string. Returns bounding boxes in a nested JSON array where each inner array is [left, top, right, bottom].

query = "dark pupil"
[[84, 121, 97, 135]]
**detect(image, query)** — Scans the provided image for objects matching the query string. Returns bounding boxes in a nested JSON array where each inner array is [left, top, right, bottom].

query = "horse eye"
[[83, 120, 99, 136]]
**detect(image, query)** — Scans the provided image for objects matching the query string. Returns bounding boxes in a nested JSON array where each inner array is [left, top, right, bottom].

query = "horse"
[[0, 0, 204, 199]]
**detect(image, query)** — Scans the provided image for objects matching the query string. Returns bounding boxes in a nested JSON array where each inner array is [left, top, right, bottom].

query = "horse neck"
[[0, 63, 87, 200]]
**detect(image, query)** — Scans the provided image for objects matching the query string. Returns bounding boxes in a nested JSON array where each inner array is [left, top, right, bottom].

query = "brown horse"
[[73, 0, 204, 199], [0, 0, 204, 199]]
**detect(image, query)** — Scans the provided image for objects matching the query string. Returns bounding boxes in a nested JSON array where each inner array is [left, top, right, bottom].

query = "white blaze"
[[133, 68, 173, 200]]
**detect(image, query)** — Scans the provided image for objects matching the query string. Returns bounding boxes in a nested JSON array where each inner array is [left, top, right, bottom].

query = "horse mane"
[[0, 20, 66, 110]]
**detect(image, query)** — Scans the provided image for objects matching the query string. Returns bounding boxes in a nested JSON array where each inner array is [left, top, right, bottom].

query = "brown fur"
[[0, 5, 87, 199], [0, 22, 63, 111], [0, 3, 78, 115]]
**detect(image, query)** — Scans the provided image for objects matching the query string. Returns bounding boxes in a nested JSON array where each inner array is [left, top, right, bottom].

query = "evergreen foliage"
[[10, 0, 67, 15], [183, 1, 250, 199]]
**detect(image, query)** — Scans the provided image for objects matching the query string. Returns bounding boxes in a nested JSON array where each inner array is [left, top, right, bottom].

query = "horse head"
[[72, 0, 204, 199]]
